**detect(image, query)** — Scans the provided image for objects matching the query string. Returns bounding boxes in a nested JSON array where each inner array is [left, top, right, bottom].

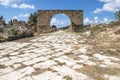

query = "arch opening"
[[50, 13, 71, 30]]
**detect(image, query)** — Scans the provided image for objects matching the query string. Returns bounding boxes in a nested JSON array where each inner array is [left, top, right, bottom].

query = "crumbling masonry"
[[37, 10, 83, 33]]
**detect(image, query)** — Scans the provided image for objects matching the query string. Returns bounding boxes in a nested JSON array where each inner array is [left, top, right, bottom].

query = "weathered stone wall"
[[12, 19, 26, 27], [37, 10, 83, 33]]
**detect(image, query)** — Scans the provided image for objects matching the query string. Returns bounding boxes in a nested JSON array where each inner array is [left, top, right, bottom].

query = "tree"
[[115, 10, 120, 21], [28, 12, 37, 25], [9, 20, 13, 25], [0, 15, 3, 20], [28, 12, 37, 32], [51, 25, 57, 28]]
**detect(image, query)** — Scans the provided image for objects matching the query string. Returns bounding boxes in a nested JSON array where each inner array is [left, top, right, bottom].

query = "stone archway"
[[37, 10, 83, 33]]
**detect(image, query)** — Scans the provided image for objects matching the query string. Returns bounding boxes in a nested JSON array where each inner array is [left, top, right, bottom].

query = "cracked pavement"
[[0, 31, 120, 80]]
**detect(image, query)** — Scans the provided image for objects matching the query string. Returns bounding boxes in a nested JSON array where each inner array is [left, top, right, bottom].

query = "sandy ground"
[[0, 30, 120, 80]]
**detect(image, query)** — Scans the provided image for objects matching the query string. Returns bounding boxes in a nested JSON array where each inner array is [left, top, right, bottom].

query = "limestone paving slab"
[[0, 31, 120, 80]]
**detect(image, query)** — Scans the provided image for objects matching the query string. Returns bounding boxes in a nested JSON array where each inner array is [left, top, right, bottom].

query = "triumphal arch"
[[37, 10, 83, 33]]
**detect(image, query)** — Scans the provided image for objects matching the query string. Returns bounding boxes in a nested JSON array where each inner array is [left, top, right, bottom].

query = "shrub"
[[0, 25, 4, 33], [9, 27, 18, 35], [0, 36, 3, 39], [0, 35, 5, 42], [51, 25, 57, 28]]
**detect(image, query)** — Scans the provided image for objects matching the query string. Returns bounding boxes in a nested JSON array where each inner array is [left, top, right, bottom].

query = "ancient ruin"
[[12, 19, 26, 27], [37, 10, 83, 33]]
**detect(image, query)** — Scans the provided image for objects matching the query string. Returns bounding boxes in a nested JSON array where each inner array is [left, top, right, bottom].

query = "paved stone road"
[[0, 31, 120, 80]]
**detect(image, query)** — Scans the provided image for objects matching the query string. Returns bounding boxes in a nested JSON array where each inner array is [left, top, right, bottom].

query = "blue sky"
[[0, 0, 120, 27]]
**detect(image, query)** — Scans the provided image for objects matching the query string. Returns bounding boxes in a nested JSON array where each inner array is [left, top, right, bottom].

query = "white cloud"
[[84, 17, 112, 25], [0, 0, 35, 9], [13, 13, 30, 19], [51, 18, 64, 27], [13, 16, 18, 19], [12, 3, 35, 9], [93, 8, 102, 13], [93, 0, 120, 13], [84, 18, 93, 25], [99, 0, 112, 3], [50, 18, 70, 27], [19, 13, 30, 18], [94, 16, 99, 24], [0, 0, 16, 6], [51, 18, 57, 24], [102, 17, 112, 24]]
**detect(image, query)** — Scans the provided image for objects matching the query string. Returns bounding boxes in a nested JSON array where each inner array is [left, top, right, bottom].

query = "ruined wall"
[[37, 10, 83, 33], [12, 19, 26, 28]]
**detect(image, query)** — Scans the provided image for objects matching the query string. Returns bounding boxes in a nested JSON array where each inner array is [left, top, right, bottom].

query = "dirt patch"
[[104, 50, 120, 58], [14, 34, 48, 43], [54, 60, 66, 66], [0, 64, 6, 69], [65, 52, 75, 59], [63, 76, 72, 80], [77, 65, 120, 80], [2, 54, 10, 58], [31, 68, 47, 75]]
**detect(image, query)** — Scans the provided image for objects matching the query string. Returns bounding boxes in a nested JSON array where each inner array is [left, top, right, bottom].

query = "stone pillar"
[[37, 25, 50, 33]]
